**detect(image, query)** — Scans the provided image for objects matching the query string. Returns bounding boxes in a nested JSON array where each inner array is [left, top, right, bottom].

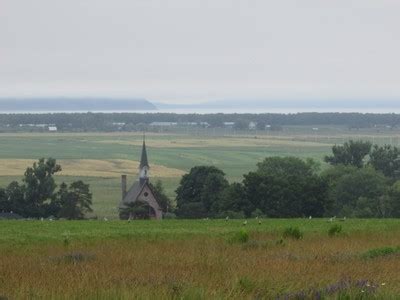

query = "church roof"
[[123, 181, 143, 204], [139, 139, 149, 169], [121, 179, 157, 206]]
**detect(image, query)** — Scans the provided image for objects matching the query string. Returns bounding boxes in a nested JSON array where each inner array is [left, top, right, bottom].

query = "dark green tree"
[[5, 181, 26, 216], [323, 166, 388, 217], [0, 188, 8, 212], [324, 140, 372, 168], [387, 181, 400, 217], [369, 144, 400, 179], [1, 159, 92, 219], [217, 182, 252, 216], [119, 201, 152, 220], [243, 157, 328, 217], [150, 180, 173, 213], [57, 181, 93, 219], [23, 158, 62, 217], [176, 166, 228, 218]]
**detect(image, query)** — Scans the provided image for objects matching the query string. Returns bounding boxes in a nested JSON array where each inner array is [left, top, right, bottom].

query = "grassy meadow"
[[1, 128, 400, 218], [1, 219, 400, 299], [2, 129, 400, 299]]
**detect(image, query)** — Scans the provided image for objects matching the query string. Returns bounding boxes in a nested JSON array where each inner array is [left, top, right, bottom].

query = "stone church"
[[119, 138, 163, 220]]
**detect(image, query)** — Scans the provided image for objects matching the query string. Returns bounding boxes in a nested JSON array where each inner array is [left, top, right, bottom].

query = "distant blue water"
[[2, 107, 400, 114]]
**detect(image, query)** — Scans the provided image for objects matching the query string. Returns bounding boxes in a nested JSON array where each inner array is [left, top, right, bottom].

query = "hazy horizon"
[[1, 97, 400, 114], [1, 1, 400, 104]]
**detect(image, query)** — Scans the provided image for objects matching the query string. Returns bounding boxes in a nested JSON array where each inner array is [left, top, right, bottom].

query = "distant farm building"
[[179, 122, 210, 127], [223, 122, 235, 128], [149, 122, 178, 127], [249, 122, 257, 130], [48, 126, 58, 132]]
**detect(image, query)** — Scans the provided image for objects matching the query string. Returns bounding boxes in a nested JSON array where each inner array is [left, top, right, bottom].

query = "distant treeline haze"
[[1, 112, 400, 132]]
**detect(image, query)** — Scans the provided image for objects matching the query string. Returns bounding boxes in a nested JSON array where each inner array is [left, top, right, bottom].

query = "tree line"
[[175, 141, 400, 218], [0, 159, 93, 219], [1, 112, 400, 132], [2, 141, 400, 219]]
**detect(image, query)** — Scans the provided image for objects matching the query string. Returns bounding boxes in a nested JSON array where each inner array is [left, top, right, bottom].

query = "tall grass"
[[0, 220, 400, 298]]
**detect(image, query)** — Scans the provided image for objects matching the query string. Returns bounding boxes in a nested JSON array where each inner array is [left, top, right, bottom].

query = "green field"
[[1, 219, 400, 299], [2, 131, 400, 298], [1, 129, 400, 218]]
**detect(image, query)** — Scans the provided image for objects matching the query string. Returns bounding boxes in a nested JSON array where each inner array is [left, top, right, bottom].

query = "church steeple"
[[139, 135, 150, 184], [139, 138, 149, 169]]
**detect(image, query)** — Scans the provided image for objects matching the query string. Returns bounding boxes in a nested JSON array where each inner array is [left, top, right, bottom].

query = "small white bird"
[[258, 220, 262, 225], [243, 220, 247, 226], [225, 216, 229, 221], [103, 217, 108, 222], [309, 216, 312, 220]]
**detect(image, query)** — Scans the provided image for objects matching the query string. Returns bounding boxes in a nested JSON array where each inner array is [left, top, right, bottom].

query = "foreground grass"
[[1, 219, 400, 299]]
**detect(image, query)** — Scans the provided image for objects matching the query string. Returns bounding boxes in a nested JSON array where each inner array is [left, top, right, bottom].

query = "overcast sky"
[[1, 0, 400, 103]]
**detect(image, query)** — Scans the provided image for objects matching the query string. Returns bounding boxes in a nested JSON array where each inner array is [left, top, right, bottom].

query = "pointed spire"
[[139, 134, 149, 169]]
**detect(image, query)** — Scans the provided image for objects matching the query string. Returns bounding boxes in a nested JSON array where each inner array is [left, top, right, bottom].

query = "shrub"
[[283, 227, 303, 240], [328, 224, 343, 237], [361, 246, 400, 259], [229, 229, 249, 244], [251, 208, 264, 218], [163, 212, 177, 219], [62, 231, 71, 247], [215, 210, 245, 219]]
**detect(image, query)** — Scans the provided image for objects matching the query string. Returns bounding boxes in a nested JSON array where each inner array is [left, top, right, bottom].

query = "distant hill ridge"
[[0, 98, 157, 112], [155, 98, 400, 110]]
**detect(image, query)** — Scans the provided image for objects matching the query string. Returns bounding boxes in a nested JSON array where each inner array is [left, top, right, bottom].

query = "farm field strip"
[[1, 131, 397, 219], [0, 159, 185, 178]]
